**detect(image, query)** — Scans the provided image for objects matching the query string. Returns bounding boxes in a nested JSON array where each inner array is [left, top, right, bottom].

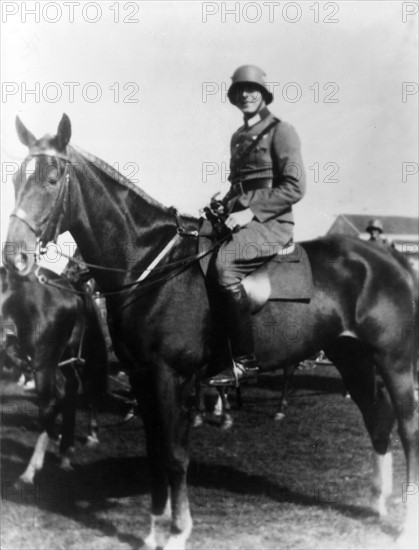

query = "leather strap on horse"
[[9, 158, 70, 247], [36, 227, 231, 299], [58, 294, 87, 369]]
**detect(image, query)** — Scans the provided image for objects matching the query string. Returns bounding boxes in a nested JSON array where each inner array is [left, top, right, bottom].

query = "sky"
[[1, 0, 418, 271]]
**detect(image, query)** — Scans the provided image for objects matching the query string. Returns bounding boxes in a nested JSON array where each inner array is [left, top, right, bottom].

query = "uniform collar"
[[244, 107, 271, 128]]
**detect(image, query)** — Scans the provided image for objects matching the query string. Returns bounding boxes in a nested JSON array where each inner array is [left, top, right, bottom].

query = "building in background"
[[327, 214, 419, 272]]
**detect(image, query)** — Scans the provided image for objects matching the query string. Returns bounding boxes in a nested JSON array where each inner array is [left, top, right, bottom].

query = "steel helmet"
[[366, 219, 383, 233], [227, 65, 273, 105]]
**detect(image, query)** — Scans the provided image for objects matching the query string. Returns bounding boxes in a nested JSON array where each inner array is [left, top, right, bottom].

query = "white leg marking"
[[164, 509, 193, 550], [213, 394, 223, 417], [191, 413, 203, 428], [220, 413, 233, 430], [373, 450, 393, 517], [144, 514, 159, 550], [59, 446, 75, 471], [144, 497, 172, 549], [397, 482, 419, 550], [23, 379, 36, 391], [20, 431, 49, 484], [85, 434, 100, 448]]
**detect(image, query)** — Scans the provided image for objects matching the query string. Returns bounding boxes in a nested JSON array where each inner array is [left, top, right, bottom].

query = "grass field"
[[0, 365, 410, 549]]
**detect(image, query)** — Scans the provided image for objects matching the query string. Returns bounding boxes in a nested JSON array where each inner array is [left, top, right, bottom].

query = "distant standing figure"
[[366, 219, 388, 247]]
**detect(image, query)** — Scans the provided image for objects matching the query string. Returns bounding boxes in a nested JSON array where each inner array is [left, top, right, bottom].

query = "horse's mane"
[[67, 144, 194, 219]]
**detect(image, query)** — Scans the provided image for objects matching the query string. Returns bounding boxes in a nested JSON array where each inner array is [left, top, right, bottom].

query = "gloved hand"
[[209, 193, 225, 216], [203, 193, 232, 239]]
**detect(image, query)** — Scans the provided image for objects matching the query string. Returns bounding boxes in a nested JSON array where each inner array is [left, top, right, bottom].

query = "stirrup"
[[232, 360, 258, 386], [206, 359, 259, 387]]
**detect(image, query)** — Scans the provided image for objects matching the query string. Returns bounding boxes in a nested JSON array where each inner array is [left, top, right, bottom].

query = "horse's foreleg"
[[218, 387, 233, 430], [82, 317, 108, 448], [191, 382, 204, 428], [163, 373, 193, 550], [19, 431, 50, 484], [85, 405, 100, 448], [150, 366, 194, 550], [19, 363, 59, 483], [131, 368, 191, 550], [58, 365, 79, 470]]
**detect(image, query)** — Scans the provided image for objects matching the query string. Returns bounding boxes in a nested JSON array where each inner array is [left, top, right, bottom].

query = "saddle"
[[198, 220, 313, 313]]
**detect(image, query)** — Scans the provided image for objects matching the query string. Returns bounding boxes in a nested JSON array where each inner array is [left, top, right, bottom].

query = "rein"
[[58, 311, 86, 369], [14, 152, 229, 298], [37, 229, 230, 298]]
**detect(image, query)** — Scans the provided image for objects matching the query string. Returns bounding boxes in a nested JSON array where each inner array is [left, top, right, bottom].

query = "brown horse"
[[3, 114, 417, 549], [1, 265, 108, 482]]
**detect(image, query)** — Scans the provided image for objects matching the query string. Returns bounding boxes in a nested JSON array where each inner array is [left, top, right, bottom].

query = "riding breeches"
[[214, 220, 294, 289]]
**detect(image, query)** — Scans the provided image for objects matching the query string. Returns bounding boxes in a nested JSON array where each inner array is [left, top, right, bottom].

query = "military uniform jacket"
[[227, 108, 306, 225]]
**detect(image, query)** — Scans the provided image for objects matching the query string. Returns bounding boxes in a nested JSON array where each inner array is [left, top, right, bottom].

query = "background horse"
[[0, 265, 108, 483], [4, 114, 417, 549]]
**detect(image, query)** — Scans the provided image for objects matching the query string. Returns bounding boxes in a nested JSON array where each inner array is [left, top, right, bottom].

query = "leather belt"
[[229, 178, 273, 197]]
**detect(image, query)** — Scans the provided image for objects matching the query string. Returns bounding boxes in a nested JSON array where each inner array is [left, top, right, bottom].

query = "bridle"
[[9, 153, 71, 254], [9, 151, 233, 303]]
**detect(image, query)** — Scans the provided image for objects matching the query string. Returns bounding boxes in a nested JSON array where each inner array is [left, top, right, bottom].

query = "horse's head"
[[4, 114, 72, 276]]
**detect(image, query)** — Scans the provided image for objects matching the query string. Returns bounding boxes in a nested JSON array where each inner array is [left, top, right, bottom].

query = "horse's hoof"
[[191, 414, 203, 428], [23, 379, 36, 391], [59, 458, 74, 472], [85, 435, 100, 448], [220, 416, 233, 430], [18, 474, 34, 486], [274, 412, 285, 421], [123, 408, 135, 422]]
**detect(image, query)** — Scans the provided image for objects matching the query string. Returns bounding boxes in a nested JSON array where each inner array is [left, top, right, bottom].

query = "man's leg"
[[207, 282, 259, 385], [207, 238, 260, 386], [206, 221, 294, 386]]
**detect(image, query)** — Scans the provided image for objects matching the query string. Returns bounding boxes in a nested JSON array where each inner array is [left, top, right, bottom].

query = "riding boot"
[[207, 284, 259, 386]]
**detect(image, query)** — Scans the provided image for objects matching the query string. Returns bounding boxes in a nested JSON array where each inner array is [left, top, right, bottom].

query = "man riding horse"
[[208, 65, 306, 386]]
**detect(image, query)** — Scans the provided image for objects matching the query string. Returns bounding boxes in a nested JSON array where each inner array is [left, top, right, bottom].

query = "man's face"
[[234, 83, 265, 116], [369, 229, 381, 240]]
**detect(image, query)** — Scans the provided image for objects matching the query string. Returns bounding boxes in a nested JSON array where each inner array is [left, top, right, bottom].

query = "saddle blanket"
[[266, 243, 313, 300], [199, 221, 313, 302]]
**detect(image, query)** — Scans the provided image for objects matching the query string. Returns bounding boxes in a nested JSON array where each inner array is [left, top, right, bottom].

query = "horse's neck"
[[70, 158, 183, 291]]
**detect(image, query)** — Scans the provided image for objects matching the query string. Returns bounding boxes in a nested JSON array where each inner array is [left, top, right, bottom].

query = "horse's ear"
[[15, 116, 37, 148], [55, 113, 72, 151]]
